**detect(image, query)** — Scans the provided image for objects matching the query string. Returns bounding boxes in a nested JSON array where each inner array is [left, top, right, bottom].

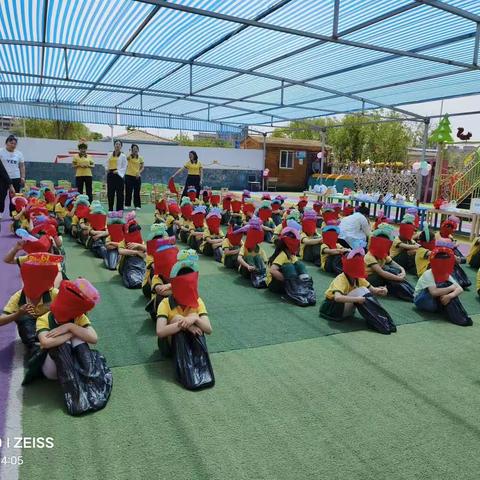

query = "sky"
[[86, 94, 480, 142]]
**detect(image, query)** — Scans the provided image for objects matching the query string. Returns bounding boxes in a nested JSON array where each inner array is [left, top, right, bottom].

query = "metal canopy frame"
[[0, 1, 480, 132]]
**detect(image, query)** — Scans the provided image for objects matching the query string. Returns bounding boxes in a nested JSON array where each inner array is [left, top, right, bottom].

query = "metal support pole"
[[416, 119, 430, 202], [320, 128, 326, 180], [262, 132, 267, 191]]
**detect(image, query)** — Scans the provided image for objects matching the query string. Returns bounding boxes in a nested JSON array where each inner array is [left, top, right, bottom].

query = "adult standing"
[[124, 144, 144, 210], [106, 140, 127, 212], [171, 150, 202, 198], [0, 135, 25, 214], [338, 205, 371, 249], [72, 141, 94, 202]]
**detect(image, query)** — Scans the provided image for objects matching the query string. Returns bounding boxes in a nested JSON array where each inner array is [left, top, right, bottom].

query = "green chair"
[[57, 179, 71, 189], [92, 180, 105, 201], [40, 180, 54, 190], [140, 182, 154, 203], [154, 183, 166, 200]]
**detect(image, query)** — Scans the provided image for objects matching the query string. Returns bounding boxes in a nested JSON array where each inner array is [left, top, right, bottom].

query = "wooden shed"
[[242, 135, 330, 191]]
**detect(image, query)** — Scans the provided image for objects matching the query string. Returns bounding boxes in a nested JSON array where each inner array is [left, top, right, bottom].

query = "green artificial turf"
[[59, 205, 480, 368], [21, 320, 480, 480]]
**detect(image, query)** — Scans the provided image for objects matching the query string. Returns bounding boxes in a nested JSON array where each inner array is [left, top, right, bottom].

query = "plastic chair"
[[57, 179, 71, 189], [140, 182, 154, 203], [24, 179, 37, 188], [92, 180, 106, 201], [40, 180, 54, 190], [154, 183, 166, 200]]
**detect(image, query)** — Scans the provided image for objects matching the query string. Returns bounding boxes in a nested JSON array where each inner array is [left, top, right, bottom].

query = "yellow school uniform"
[[54, 203, 67, 220], [390, 237, 416, 258], [364, 251, 392, 277], [72, 154, 94, 177], [46, 202, 55, 213], [415, 247, 431, 276], [165, 215, 177, 229], [467, 238, 480, 264], [200, 227, 224, 253], [126, 156, 144, 177], [184, 161, 202, 176], [221, 237, 242, 264], [299, 232, 321, 259], [476, 268, 480, 293], [320, 242, 343, 270], [239, 245, 267, 261], [325, 273, 370, 300], [36, 311, 91, 335], [157, 296, 208, 322], [266, 251, 298, 286], [3, 288, 58, 318]]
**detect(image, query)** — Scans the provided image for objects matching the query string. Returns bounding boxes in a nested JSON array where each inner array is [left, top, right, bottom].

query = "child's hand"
[[178, 317, 196, 330], [45, 324, 71, 338], [155, 284, 170, 296], [18, 303, 35, 316], [247, 265, 256, 272], [397, 270, 406, 280], [15, 240, 25, 250], [127, 242, 138, 250], [373, 286, 388, 296], [187, 325, 203, 336], [440, 294, 452, 306], [355, 296, 366, 304]]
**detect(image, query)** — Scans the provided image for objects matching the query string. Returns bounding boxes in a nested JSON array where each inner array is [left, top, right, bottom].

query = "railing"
[[449, 157, 480, 203]]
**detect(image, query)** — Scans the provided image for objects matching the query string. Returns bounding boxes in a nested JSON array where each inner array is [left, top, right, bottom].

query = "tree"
[[11, 119, 103, 140], [173, 132, 232, 148], [272, 111, 416, 166]]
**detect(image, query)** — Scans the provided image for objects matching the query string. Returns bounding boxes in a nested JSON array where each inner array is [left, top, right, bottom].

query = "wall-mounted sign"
[[296, 151, 306, 160]]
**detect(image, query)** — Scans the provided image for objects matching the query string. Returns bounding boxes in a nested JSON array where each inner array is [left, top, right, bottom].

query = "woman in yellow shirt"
[[106, 140, 127, 212], [72, 141, 94, 202], [171, 150, 203, 199], [125, 143, 144, 209]]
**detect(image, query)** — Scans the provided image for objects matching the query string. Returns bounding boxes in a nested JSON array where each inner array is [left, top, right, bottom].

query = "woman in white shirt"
[[338, 205, 371, 249], [0, 135, 25, 215], [105, 140, 127, 212]]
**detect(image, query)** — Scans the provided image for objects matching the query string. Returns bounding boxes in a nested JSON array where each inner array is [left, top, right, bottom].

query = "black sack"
[[122, 255, 146, 289], [325, 254, 343, 275], [90, 238, 107, 259], [173, 331, 215, 390], [385, 279, 415, 302], [443, 296, 473, 326], [251, 271, 267, 289], [298, 277, 316, 305], [49, 342, 113, 416], [436, 281, 473, 326], [452, 264, 472, 289], [213, 246, 223, 263], [104, 249, 119, 270], [356, 294, 396, 334], [284, 278, 310, 307]]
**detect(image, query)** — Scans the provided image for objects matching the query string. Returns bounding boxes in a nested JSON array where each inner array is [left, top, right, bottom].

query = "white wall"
[[0, 135, 264, 170]]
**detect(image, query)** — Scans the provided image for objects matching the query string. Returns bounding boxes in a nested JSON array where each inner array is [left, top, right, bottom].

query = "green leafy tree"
[[11, 119, 103, 140], [272, 111, 416, 166], [173, 132, 232, 148]]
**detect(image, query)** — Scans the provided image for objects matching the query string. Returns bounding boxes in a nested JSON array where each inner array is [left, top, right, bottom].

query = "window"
[[279, 150, 294, 169]]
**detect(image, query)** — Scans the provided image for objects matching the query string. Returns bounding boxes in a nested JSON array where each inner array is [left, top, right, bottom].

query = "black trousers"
[[181, 174, 201, 198], [76, 176, 93, 202], [107, 172, 124, 211], [125, 175, 141, 208], [0, 178, 21, 214]]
